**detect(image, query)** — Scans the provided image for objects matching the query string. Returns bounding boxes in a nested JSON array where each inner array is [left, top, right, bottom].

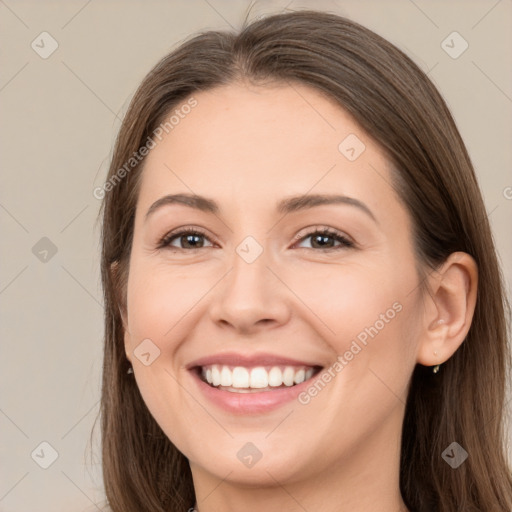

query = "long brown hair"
[[95, 9, 512, 512]]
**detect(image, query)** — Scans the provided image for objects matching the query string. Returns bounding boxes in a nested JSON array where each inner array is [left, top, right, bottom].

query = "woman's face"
[[123, 82, 426, 487]]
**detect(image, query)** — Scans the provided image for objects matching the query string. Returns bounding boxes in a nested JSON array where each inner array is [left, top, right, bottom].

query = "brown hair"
[[95, 9, 512, 512]]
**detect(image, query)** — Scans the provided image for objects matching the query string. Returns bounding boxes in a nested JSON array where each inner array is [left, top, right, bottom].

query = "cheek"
[[293, 259, 420, 397], [125, 258, 209, 346], [286, 261, 409, 343], [124, 259, 204, 445], [290, 266, 419, 448]]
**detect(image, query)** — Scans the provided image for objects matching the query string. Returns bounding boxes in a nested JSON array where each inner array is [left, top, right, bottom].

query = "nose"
[[208, 243, 291, 335]]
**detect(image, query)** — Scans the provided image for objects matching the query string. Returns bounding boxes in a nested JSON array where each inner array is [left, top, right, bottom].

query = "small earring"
[[127, 365, 134, 374], [432, 350, 440, 373]]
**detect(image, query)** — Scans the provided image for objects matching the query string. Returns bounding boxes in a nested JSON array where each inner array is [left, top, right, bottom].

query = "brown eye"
[[294, 227, 354, 251], [158, 228, 214, 250], [157, 226, 354, 252]]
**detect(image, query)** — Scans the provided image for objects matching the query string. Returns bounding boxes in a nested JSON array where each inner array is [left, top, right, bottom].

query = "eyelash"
[[157, 225, 355, 253]]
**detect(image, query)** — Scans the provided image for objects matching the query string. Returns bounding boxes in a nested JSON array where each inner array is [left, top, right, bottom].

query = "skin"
[[121, 82, 477, 512]]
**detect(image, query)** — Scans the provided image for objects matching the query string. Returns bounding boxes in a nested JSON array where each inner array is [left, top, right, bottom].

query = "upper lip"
[[186, 352, 323, 370]]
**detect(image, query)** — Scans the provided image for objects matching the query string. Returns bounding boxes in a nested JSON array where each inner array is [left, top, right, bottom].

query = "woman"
[[97, 9, 512, 512]]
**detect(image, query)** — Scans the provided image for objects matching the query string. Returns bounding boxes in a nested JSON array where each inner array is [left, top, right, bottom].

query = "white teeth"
[[232, 367, 249, 388], [201, 364, 317, 390], [211, 365, 221, 386], [220, 366, 232, 386], [250, 367, 268, 388], [268, 367, 282, 387], [294, 368, 306, 385], [282, 367, 295, 386]]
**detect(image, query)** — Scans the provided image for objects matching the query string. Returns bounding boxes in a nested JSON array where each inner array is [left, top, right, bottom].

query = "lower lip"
[[189, 370, 319, 414]]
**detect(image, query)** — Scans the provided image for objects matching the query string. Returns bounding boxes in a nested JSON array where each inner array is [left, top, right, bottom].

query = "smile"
[[187, 352, 325, 414], [200, 364, 319, 393]]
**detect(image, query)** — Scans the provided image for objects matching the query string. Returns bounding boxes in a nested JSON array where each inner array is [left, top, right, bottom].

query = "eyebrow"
[[145, 192, 377, 223]]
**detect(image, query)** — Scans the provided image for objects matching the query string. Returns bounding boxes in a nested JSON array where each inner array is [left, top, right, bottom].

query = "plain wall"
[[0, 1, 511, 510]]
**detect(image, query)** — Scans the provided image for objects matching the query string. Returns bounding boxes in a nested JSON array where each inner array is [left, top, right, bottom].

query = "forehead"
[[137, 82, 403, 225]]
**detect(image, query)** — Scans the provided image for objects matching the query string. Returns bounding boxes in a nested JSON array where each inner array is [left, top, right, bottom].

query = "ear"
[[416, 251, 478, 368], [111, 261, 132, 364]]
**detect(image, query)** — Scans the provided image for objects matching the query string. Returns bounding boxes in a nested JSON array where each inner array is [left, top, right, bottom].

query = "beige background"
[[0, 0, 511, 510]]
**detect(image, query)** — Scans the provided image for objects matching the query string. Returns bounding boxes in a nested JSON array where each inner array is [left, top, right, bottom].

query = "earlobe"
[[416, 251, 478, 368]]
